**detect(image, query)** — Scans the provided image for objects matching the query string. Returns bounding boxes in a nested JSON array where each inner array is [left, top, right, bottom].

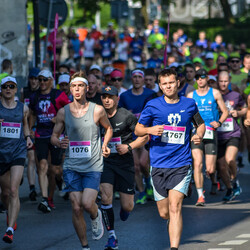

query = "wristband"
[[218, 121, 222, 127], [25, 135, 31, 140], [127, 144, 132, 153]]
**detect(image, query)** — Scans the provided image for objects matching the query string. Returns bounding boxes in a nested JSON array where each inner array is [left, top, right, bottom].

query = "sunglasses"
[[195, 74, 207, 80], [111, 78, 122, 82], [1, 84, 16, 89], [230, 60, 240, 64], [38, 77, 49, 82]]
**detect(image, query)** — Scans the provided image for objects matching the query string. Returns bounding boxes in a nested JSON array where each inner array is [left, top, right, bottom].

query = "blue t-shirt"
[[130, 39, 144, 57], [119, 88, 154, 118], [147, 58, 163, 69], [139, 96, 198, 169]]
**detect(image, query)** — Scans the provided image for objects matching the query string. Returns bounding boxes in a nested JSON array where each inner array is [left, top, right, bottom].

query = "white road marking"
[[208, 248, 232, 250], [219, 240, 248, 245], [236, 234, 250, 238]]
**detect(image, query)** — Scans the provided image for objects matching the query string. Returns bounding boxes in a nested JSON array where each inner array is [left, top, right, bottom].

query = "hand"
[[0, 119, 4, 123], [26, 137, 33, 149], [116, 144, 129, 155], [244, 119, 250, 127], [149, 125, 164, 136], [210, 121, 220, 129], [230, 110, 238, 118], [102, 144, 110, 158], [191, 134, 202, 145], [30, 130, 35, 139], [60, 135, 69, 149]]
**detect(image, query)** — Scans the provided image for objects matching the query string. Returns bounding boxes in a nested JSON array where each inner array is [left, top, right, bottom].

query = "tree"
[[219, 0, 235, 26]]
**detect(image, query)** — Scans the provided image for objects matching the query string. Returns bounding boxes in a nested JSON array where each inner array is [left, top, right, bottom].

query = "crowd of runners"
[[0, 19, 250, 250]]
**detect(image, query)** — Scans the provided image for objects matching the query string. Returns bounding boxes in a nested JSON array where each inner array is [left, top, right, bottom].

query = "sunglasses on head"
[[1, 84, 16, 89], [111, 78, 122, 82], [195, 74, 207, 80], [230, 60, 240, 64], [38, 77, 49, 82]]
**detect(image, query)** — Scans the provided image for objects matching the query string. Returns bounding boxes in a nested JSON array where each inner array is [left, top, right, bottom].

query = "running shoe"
[[104, 236, 118, 250], [82, 245, 90, 250], [48, 198, 56, 209], [146, 186, 154, 200], [210, 183, 217, 195], [6, 215, 17, 231], [223, 189, 234, 201], [233, 185, 242, 196], [120, 208, 130, 221], [136, 192, 147, 205], [38, 200, 51, 213], [195, 196, 205, 206], [2, 230, 13, 244], [29, 189, 37, 201], [91, 209, 104, 240]]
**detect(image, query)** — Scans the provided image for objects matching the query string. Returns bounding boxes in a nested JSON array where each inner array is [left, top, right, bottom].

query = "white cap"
[[58, 74, 70, 84], [104, 66, 114, 75], [208, 75, 217, 82], [90, 64, 102, 72], [205, 52, 214, 59], [1, 76, 17, 85], [38, 69, 53, 79], [169, 62, 179, 68]]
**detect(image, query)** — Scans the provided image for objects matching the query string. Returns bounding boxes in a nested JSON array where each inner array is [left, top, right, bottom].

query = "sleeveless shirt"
[[63, 102, 103, 172], [0, 101, 26, 163]]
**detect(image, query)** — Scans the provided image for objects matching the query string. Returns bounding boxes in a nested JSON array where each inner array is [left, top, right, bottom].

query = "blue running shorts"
[[151, 165, 192, 201]]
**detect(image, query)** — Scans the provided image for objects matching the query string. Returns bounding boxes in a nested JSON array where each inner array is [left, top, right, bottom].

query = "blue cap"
[[29, 67, 40, 78]]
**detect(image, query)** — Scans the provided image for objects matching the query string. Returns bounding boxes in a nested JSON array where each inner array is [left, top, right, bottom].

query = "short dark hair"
[[144, 68, 156, 77], [2, 59, 12, 71], [59, 64, 70, 72], [184, 63, 195, 71], [158, 68, 177, 83]]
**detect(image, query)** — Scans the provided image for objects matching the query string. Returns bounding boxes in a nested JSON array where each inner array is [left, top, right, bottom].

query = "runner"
[[135, 68, 205, 250], [20, 67, 40, 201], [100, 86, 148, 249], [187, 68, 228, 206], [51, 71, 113, 250], [110, 69, 127, 95], [119, 69, 154, 204], [29, 69, 70, 212], [217, 71, 246, 201], [58, 74, 73, 101], [0, 76, 33, 243]]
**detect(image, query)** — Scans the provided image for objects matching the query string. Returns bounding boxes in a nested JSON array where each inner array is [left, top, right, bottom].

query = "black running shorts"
[[217, 137, 240, 159], [0, 158, 25, 176]]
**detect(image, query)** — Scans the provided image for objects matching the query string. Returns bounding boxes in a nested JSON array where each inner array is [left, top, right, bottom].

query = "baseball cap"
[[101, 86, 118, 96], [195, 68, 207, 78], [169, 62, 179, 68], [92, 24, 97, 29], [193, 57, 203, 64], [58, 74, 70, 84], [29, 67, 40, 78], [104, 66, 114, 75], [208, 75, 217, 82], [229, 52, 240, 60], [205, 52, 214, 60], [38, 69, 53, 79], [110, 69, 123, 78], [1, 76, 17, 85], [90, 64, 102, 72]]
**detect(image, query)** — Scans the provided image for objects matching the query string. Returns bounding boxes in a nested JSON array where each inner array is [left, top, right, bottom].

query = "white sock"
[[197, 188, 204, 198], [108, 230, 116, 239], [6, 227, 14, 234]]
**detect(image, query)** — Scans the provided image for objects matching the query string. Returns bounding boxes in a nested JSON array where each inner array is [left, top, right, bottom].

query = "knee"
[[1, 189, 10, 201], [169, 202, 182, 215], [9, 186, 19, 199], [38, 160, 48, 174], [122, 201, 134, 212], [82, 201, 94, 213], [159, 208, 169, 220], [72, 204, 82, 217]]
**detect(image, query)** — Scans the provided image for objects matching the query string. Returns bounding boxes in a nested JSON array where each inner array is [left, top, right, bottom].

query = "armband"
[[192, 112, 204, 127]]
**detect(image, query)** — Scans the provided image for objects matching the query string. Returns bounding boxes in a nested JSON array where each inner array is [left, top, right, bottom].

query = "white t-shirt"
[[84, 38, 95, 58], [117, 41, 129, 61]]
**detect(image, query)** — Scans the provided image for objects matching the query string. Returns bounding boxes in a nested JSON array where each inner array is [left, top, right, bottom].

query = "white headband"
[[70, 77, 88, 85], [132, 69, 144, 77]]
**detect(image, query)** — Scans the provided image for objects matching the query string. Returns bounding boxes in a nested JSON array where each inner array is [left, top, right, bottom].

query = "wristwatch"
[[127, 144, 132, 153], [218, 121, 222, 127]]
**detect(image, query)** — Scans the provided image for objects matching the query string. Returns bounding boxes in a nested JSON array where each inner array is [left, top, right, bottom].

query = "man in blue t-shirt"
[[135, 68, 205, 250]]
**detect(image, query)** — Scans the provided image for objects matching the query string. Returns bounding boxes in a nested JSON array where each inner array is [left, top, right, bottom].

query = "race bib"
[[217, 118, 234, 132], [106, 137, 121, 153], [0, 122, 21, 139], [24, 98, 30, 106], [69, 141, 91, 158], [102, 49, 110, 57], [203, 126, 214, 139], [161, 125, 186, 144]]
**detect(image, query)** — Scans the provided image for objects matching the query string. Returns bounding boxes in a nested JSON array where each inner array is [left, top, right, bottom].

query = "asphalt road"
[[0, 153, 250, 250]]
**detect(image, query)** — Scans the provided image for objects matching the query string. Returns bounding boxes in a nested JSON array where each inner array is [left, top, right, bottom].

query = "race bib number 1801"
[[0, 122, 21, 139], [161, 125, 186, 144], [69, 141, 91, 158]]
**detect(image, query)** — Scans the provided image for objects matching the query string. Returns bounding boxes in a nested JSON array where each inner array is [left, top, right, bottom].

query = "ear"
[[177, 79, 180, 88]]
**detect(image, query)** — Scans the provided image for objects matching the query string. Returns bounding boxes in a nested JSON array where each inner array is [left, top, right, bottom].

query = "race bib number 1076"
[[69, 141, 91, 158]]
